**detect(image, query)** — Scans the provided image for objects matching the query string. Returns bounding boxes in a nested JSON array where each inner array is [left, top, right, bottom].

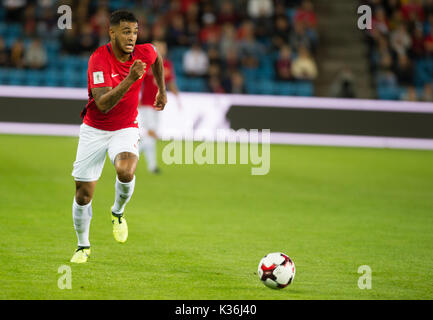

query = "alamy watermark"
[[57, 265, 72, 290], [357, 5, 372, 30], [357, 265, 372, 289], [57, 5, 72, 30], [161, 129, 271, 175]]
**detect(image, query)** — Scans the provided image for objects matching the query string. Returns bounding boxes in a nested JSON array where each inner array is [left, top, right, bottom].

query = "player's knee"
[[75, 192, 92, 206], [117, 169, 135, 183], [75, 184, 93, 205], [114, 153, 137, 182]]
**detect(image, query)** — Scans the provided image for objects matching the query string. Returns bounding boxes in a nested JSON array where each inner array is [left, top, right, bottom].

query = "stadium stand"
[[0, 0, 317, 96], [363, 0, 433, 101]]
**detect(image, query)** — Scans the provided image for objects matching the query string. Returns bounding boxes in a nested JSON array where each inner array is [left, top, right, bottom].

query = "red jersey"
[[139, 59, 175, 107], [82, 42, 158, 131]]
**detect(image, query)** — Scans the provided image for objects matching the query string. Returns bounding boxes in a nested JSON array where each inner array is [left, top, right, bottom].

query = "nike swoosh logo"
[[112, 74, 119, 78]]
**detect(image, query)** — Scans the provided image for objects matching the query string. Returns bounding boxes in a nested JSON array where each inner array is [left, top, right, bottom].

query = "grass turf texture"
[[0, 134, 432, 300]]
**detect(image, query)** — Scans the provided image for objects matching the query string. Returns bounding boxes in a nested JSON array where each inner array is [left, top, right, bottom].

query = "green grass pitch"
[[0, 134, 432, 300]]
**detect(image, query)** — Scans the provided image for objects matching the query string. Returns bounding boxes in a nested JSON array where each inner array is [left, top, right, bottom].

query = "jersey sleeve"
[[137, 43, 158, 65], [88, 51, 112, 89]]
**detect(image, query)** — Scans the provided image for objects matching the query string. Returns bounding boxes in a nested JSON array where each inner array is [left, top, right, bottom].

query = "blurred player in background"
[[138, 40, 180, 174], [70, 11, 167, 263]]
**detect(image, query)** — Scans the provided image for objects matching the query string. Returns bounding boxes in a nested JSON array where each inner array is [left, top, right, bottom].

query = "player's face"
[[113, 21, 138, 54]]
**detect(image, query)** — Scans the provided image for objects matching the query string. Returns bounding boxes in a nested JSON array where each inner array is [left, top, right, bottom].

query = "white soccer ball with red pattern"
[[257, 252, 295, 289]]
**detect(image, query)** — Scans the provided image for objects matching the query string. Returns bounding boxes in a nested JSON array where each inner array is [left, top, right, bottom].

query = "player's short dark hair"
[[110, 10, 138, 26]]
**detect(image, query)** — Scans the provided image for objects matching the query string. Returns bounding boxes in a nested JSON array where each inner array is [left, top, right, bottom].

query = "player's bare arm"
[[92, 60, 146, 113], [151, 53, 167, 111]]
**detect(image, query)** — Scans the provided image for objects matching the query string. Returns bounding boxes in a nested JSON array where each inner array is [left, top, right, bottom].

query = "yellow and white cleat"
[[112, 213, 128, 243], [70, 247, 91, 263]]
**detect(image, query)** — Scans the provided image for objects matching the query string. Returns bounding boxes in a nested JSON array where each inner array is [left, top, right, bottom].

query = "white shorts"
[[72, 123, 140, 182], [138, 106, 160, 135]]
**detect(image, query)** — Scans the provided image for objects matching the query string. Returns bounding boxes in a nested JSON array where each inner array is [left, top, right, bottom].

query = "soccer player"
[[70, 11, 167, 263], [138, 40, 180, 174]]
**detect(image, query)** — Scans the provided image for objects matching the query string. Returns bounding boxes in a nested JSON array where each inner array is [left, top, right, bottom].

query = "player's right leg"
[[108, 127, 140, 244], [70, 124, 109, 263]]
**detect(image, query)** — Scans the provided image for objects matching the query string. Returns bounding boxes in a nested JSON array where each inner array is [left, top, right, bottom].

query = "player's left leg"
[[110, 152, 138, 243], [140, 131, 158, 173], [108, 127, 140, 243], [112, 151, 138, 215], [138, 107, 160, 174]]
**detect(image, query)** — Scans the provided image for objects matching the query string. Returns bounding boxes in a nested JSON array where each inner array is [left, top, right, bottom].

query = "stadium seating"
[[0, 2, 315, 97], [374, 56, 433, 101], [364, 0, 433, 101]]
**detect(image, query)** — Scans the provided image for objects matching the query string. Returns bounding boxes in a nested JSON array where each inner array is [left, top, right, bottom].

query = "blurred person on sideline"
[[36, 5, 58, 38], [390, 23, 412, 56], [199, 12, 221, 46], [238, 21, 265, 69], [294, 0, 318, 29], [410, 25, 425, 58], [0, 36, 9, 66], [217, 1, 239, 25], [329, 67, 357, 98], [208, 75, 225, 93], [272, 15, 290, 51], [183, 42, 209, 77], [78, 23, 99, 56], [24, 38, 47, 69], [223, 47, 241, 73], [218, 23, 237, 58], [223, 71, 246, 94], [60, 23, 80, 55], [291, 45, 318, 80], [275, 44, 293, 81], [423, 83, 433, 102], [424, 28, 433, 56], [10, 39, 25, 69], [166, 13, 188, 47], [3, 0, 27, 22], [374, 36, 394, 72], [290, 20, 317, 53], [22, 3, 37, 38], [138, 40, 180, 174], [247, 0, 274, 19], [393, 53, 417, 101]]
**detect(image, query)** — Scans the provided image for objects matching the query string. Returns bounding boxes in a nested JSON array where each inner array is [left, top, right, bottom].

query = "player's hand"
[[128, 59, 146, 81], [154, 90, 167, 111]]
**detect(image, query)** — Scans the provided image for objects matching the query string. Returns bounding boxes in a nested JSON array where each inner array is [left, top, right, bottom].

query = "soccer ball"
[[257, 252, 295, 289]]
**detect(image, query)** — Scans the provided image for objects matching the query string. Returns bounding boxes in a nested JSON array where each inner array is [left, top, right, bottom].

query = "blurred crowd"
[[364, 0, 433, 101], [0, 0, 319, 94]]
